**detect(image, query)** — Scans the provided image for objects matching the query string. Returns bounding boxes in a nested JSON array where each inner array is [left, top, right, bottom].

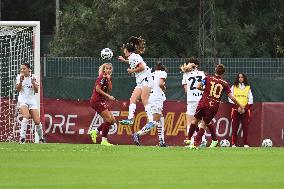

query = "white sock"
[[190, 132, 197, 145], [202, 134, 206, 142], [35, 123, 43, 139], [186, 125, 190, 134], [128, 103, 136, 120], [20, 118, 29, 139], [157, 117, 165, 143], [144, 104, 153, 122], [137, 121, 157, 136], [95, 128, 99, 134]]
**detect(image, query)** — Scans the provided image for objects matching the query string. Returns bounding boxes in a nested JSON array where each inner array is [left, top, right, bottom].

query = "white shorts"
[[18, 100, 38, 110], [135, 75, 153, 89], [186, 101, 199, 116], [149, 95, 165, 114]]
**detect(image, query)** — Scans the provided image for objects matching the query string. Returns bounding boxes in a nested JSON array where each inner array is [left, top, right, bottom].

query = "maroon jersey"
[[90, 74, 112, 102], [199, 75, 231, 108], [194, 75, 231, 124]]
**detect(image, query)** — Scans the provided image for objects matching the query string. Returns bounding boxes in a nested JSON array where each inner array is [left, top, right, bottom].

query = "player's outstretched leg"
[[133, 121, 156, 146], [132, 132, 141, 146], [119, 103, 135, 125]]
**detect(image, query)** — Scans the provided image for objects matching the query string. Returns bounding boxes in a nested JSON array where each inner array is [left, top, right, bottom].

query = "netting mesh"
[[0, 26, 35, 142]]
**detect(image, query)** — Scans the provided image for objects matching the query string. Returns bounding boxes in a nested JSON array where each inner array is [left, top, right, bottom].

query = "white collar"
[[238, 83, 245, 89]]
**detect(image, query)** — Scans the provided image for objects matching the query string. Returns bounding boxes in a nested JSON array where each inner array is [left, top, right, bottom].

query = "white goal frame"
[[0, 21, 40, 142]]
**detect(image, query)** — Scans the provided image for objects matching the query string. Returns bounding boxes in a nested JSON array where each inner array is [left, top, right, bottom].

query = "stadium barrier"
[[43, 99, 284, 147], [43, 57, 284, 102]]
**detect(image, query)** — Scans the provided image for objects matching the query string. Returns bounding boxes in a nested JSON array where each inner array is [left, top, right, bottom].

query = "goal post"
[[0, 21, 41, 143]]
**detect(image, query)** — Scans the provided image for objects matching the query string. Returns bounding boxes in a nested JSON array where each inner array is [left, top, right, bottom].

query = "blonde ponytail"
[[180, 63, 196, 73]]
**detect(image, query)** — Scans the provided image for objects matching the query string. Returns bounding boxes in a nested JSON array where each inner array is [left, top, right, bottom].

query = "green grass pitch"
[[0, 143, 284, 189]]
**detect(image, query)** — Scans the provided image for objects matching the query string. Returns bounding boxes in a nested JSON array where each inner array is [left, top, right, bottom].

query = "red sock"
[[188, 124, 197, 139], [194, 128, 205, 146], [97, 122, 104, 132], [101, 122, 112, 138], [207, 124, 217, 141]]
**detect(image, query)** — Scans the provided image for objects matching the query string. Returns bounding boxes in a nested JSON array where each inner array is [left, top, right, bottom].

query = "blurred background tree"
[[1, 0, 284, 57]]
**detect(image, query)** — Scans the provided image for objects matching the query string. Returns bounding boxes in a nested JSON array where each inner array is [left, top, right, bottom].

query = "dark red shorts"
[[90, 100, 110, 114], [194, 106, 218, 124]]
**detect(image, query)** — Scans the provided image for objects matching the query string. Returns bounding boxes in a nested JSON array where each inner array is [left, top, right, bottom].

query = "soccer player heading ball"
[[16, 63, 46, 144], [117, 36, 153, 126]]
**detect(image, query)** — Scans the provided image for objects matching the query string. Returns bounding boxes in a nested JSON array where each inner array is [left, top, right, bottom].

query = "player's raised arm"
[[118, 55, 129, 64]]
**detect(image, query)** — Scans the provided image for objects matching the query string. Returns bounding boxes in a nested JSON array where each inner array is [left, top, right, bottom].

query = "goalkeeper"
[[16, 63, 46, 144]]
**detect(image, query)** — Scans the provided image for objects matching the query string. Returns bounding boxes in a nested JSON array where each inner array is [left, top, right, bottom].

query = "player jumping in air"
[[118, 36, 153, 125], [132, 62, 168, 147], [16, 63, 46, 144], [187, 64, 245, 149], [89, 63, 116, 146]]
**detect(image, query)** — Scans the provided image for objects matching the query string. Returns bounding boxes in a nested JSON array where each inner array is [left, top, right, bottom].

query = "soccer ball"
[[262, 139, 273, 147], [220, 139, 230, 147], [101, 48, 113, 60]]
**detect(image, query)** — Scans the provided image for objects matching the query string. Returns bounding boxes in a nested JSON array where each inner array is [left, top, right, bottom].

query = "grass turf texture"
[[0, 143, 284, 189]]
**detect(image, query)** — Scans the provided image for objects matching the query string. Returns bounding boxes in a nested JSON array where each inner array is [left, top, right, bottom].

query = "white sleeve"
[[16, 75, 21, 85], [201, 71, 206, 79], [228, 86, 234, 103], [248, 89, 253, 104], [129, 54, 143, 69], [160, 71, 167, 79], [182, 74, 187, 85]]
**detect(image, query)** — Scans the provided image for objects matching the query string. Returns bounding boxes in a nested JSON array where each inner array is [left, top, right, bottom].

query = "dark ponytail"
[[154, 62, 168, 72], [123, 36, 146, 54]]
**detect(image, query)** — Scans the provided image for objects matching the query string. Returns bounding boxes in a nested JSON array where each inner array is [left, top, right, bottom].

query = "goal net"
[[0, 21, 41, 143]]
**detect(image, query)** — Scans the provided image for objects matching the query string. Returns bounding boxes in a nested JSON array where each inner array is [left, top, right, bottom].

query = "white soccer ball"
[[220, 139, 230, 147], [262, 139, 273, 147], [101, 48, 113, 60]]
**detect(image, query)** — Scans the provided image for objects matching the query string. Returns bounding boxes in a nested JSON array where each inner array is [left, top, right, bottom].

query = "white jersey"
[[150, 70, 167, 98], [128, 53, 151, 83], [149, 70, 167, 114], [16, 74, 38, 103], [182, 69, 205, 102]]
